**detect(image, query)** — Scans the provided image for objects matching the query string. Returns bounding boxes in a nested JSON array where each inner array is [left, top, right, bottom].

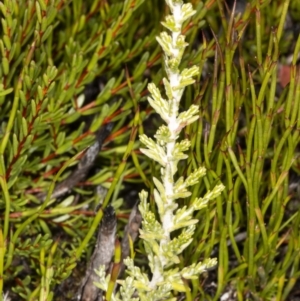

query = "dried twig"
[[75, 206, 117, 301], [121, 203, 142, 264], [37, 123, 113, 202], [108, 203, 142, 297], [2, 292, 11, 301]]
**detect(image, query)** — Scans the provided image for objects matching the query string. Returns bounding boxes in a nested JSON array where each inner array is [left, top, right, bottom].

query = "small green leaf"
[[35, 2, 42, 23], [56, 140, 73, 154], [0, 86, 13, 97], [2, 56, 9, 75]]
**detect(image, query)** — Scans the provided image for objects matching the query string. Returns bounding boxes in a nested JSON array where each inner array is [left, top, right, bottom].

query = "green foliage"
[[181, 1, 300, 300], [0, 0, 161, 299], [1, 0, 300, 300]]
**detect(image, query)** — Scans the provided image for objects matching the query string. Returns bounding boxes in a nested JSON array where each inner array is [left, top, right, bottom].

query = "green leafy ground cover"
[[0, 0, 300, 300]]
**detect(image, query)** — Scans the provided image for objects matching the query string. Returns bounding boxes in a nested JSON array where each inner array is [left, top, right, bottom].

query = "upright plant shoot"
[[95, 0, 224, 299]]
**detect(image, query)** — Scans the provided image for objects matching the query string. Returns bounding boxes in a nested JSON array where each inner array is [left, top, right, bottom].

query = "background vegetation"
[[0, 0, 300, 300]]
